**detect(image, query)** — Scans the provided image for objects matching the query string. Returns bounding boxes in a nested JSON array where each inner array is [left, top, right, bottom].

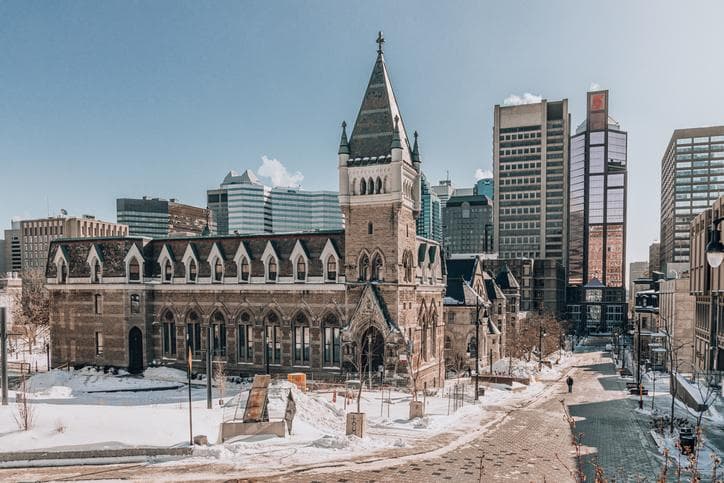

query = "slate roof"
[[495, 264, 520, 290], [46, 231, 345, 280], [347, 51, 413, 164]]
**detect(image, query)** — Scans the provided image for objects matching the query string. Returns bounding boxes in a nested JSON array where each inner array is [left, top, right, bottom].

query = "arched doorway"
[[128, 326, 143, 374], [360, 326, 384, 380]]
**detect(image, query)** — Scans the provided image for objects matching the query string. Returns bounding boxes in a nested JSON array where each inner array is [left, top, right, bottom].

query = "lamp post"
[[637, 313, 643, 409], [475, 295, 480, 401], [704, 216, 724, 373], [538, 320, 547, 372]]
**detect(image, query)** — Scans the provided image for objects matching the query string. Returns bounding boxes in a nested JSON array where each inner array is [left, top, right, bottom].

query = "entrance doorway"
[[128, 326, 143, 374], [360, 326, 384, 382]]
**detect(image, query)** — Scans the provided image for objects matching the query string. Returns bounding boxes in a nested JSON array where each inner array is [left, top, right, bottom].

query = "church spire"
[[338, 121, 350, 156], [391, 116, 402, 150], [411, 130, 421, 171], [376, 31, 384, 54]]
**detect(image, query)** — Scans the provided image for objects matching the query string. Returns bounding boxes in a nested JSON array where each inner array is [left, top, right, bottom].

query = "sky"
[[1, 1, 724, 266]]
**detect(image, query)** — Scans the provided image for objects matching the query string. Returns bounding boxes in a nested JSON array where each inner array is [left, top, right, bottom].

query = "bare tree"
[[14, 373, 35, 431], [213, 361, 227, 405], [12, 271, 50, 352]]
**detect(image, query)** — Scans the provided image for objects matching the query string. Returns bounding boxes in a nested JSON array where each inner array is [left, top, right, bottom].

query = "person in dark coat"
[[566, 375, 574, 393]]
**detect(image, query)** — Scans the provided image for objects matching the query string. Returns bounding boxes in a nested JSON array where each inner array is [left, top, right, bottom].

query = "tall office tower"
[[270, 187, 343, 233], [475, 177, 494, 199], [431, 178, 455, 209], [208, 169, 343, 235], [493, 99, 569, 264], [117, 197, 215, 238], [19, 216, 128, 272], [417, 173, 443, 242], [567, 90, 627, 334], [443, 193, 493, 254], [660, 126, 724, 269], [648, 241, 661, 274], [3, 221, 21, 273], [628, 260, 649, 316]]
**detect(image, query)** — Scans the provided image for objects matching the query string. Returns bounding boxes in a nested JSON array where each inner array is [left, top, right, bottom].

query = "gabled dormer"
[[181, 243, 199, 283], [86, 244, 104, 283], [123, 243, 145, 283], [290, 240, 309, 283], [261, 241, 280, 283], [233, 241, 252, 283], [207, 242, 226, 283], [53, 245, 69, 284], [157, 244, 175, 284], [320, 238, 341, 283]]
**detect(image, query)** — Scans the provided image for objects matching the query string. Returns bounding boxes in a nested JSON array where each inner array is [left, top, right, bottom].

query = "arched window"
[[130, 294, 140, 314], [351, 178, 357, 195], [367, 177, 374, 194], [360, 178, 367, 195], [163, 311, 177, 356], [375, 177, 382, 194], [467, 336, 477, 358], [211, 311, 227, 357], [213, 259, 223, 283], [292, 312, 310, 365], [265, 312, 281, 364], [163, 260, 173, 283], [188, 259, 197, 283], [240, 257, 250, 282], [403, 250, 413, 282], [59, 261, 68, 284], [129, 258, 140, 282], [267, 258, 278, 282], [296, 257, 306, 281], [431, 317, 437, 358], [371, 253, 384, 281], [358, 253, 369, 281], [92, 259, 101, 283], [238, 312, 254, 362], [186, 311, 201, 357], [322, 313, 341, 365], [326, 257, 337, 282], [421, 321, 428, 362]]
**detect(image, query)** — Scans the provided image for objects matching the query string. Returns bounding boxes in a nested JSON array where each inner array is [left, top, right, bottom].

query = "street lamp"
[[704, 217, 724, 372], [474, 294, 489, 401], [538, 322, 547, 372]]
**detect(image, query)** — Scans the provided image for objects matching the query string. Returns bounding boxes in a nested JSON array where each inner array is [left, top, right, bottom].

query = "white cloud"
[[502, 92, 542, 106], [257, 155, 304, 188], [589, 82, 602, 92], [474, 169, 493, 180]]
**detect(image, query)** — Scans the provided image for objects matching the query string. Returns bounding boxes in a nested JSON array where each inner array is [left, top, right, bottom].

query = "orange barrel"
[[287, 372, 307, 392]]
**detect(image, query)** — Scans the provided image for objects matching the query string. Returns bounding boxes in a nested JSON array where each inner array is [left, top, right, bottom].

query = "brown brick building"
[[45, 36, 446, 387]]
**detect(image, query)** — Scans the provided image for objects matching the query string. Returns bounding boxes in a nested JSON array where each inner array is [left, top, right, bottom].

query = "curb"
[[0, 446, 192, 465]]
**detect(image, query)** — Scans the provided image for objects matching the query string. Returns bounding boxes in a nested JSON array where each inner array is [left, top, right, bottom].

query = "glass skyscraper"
[[567, 90, 627, 334], [417, 173, 442, 243], [660, 126, 724, 268]]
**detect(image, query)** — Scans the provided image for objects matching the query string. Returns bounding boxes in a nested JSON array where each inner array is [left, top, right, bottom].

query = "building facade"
[[442, 193, 493, 255], [475, 177, 494, 199], [493, 98, 569, 265], [689, 198, 724, 372], [21, 216, 128, 273], [567, 90, 628, 334], [649, 242, 661, 275], [416, 172, 443, 243], [660, 126, 724, 267], [628, 261, 649, 318], [658, 277, 695, 372], [117, 197, 215, 239], [3, 221, 22, 273], [207, 169, 343, 236], [46, 36, 446, 387]]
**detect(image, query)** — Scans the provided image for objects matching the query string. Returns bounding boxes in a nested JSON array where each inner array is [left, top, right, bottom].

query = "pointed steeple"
[[338, 121, 350, 156], [347, 33, 412, 163], [390, 116, 402, 150]]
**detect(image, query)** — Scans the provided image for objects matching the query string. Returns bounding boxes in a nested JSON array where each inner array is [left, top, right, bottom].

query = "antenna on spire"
[[376, 31, 385, 54]]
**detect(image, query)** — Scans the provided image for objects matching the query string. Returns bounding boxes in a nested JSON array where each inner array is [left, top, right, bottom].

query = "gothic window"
[[431, 317, 437, 358], [403, 250, 413, 282], [163, 311, 176, 356], [421, 321, 428, 362], [367, 177, 374, 194], [92, 259, 101, 283], [213, 259, 223, 283], [326, 257, 337, 282], [467, 336, 477, 358], [128, 258, 140, 282], [292, 312, 310, 365], [358, 253, 369, 281], [267, 258, 278, 282], [240, 257, 250, 282], [351, 178, 357, 195], [371, 253, 384, 281], [296, 257, 306, 281], [163, 260, 173, 283], [322, 314, 341, 365], [265, 312, 281, 364], [59, 261, 68, 284], [360, 178, 367, 195], [237, 312, 254, 362], [186, 311, 202, 357], [94, 294, 102, 314], [375, 177, 382, 194], [130, 294, 140, 314], [211, 311, 227, 357], [188, 259, 197, 283]]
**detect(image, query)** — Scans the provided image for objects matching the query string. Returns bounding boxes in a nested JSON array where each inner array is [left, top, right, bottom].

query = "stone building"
[[45, 35, 446, 387], [658, 276, 695, 372], [443, 257, 517, 373]]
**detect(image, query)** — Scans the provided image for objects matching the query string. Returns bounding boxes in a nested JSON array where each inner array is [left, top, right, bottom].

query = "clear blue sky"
[[1, 1, 723, 265]]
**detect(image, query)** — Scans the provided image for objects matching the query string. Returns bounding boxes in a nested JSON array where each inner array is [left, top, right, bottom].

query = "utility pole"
[[637, 315, 643, 409], [538, 320, 543, 372], [206, 325, 212, 410], [187, 334, 193, 446], [475, 295, 480, 401], [1, 307, 7, 406]]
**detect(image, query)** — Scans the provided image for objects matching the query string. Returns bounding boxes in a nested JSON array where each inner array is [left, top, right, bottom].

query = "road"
[[0, 350, 664, 482]]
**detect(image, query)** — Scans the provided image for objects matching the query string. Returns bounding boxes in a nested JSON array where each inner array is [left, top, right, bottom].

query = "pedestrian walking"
[[566, 375, 574, 393]]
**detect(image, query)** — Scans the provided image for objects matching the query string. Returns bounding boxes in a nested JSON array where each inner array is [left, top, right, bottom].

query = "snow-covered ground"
[[0, 359, 571, 471]]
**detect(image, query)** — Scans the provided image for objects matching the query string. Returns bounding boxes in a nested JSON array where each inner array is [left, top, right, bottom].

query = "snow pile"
[[143, 366, 191, 385], [491, 358, 537, 379]]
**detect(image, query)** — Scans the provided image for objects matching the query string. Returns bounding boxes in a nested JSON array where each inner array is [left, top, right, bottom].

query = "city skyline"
[[2, 1, 724, 266]]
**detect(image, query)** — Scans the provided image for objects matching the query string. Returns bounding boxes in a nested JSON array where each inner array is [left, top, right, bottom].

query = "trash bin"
[[477, 387, 485, 397], [679, 428, 696, 454]]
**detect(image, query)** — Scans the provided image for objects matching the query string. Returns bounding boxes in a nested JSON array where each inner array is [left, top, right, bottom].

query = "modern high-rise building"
[[475, 177, 494, 199], [648, 241, 661, 275], [431, 178, 455, 209], [493, 98, 569, 265], [208, 169, 343, 235], [417, 173, 442, 243], [660, 126, 724, 268], [567, 90, 627, 334], [443, 193, 493, 254], [628, 260, 648, 317], [19, 216, 128, 273], [117, 197, 215, 238], [3, 221, 21, 273]]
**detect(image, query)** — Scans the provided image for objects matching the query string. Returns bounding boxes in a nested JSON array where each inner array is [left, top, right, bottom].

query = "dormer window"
[[92, 259, 102, 283], [326, 258, 337, 282], [213, 259, 223, 283], [129, 259, 140, 282], [268, 258, 277, 282], [163, 260, 173, 283], [240, 258, 250, 282], [188, 259, 197, 283], [296, 257, 306, 282], [59, 261, 68, 284]]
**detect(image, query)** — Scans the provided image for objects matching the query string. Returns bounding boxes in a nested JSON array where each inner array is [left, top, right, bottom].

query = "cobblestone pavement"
[[0, 351, 664, 482]]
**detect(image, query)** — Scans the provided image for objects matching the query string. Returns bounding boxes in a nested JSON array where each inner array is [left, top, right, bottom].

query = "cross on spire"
[[376, 31, 384, 54]]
